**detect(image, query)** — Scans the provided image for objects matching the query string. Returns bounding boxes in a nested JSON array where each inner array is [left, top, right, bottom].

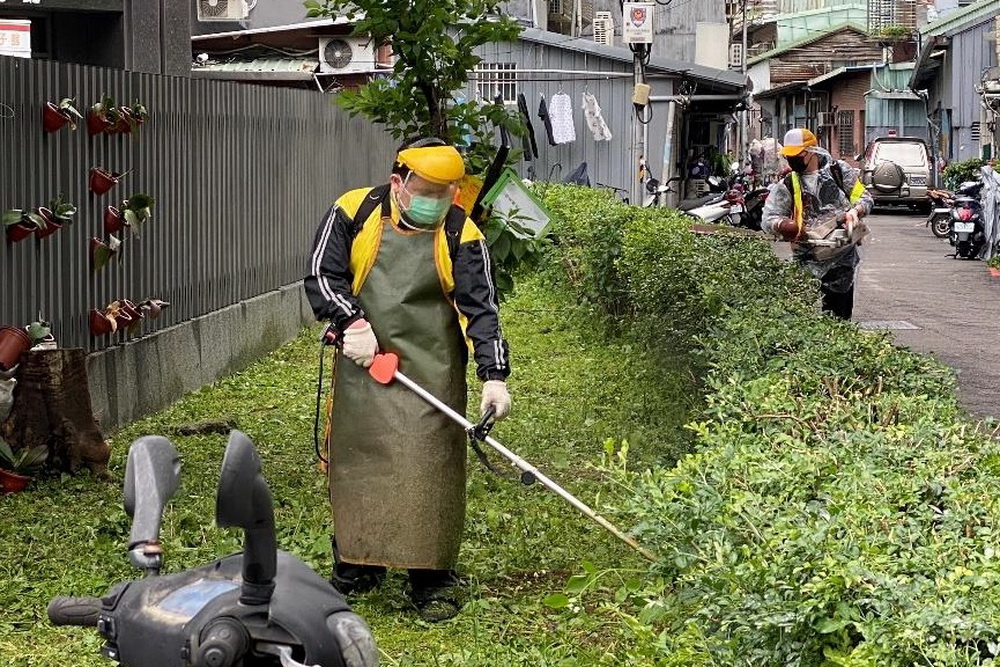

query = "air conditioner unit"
[[318, 37, 376, 74], [593, 11, 613, 46], [817, 111, 836, 127], [196, 0, 249, 22], [728, 43, 743, 69]]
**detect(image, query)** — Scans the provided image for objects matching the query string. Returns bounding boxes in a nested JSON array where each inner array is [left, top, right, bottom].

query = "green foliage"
[[481, 207, 549, 298], [988, 254, 1000, 270], [0, 439, 48, 474], [542, 184, 1000, 665], [305, 0, 522, 172], [0, 275, 694, 665], [943, 158, 985, 189]]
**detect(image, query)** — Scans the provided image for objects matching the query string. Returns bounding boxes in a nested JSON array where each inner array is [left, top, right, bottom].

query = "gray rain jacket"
[[761, 148, 874, 292]]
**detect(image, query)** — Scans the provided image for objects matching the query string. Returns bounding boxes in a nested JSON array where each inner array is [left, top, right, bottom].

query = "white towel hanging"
[[582, 91, 612, 142]]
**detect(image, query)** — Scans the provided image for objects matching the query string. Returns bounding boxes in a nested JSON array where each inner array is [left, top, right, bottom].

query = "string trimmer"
[[365, 352, 657, 562]]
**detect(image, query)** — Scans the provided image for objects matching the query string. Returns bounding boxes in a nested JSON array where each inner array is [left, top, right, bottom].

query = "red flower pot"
[[42, 102, 70, 133], [0, 325, 32, 371], [104, 206, 125, 234], [0, 468, 31, 493], [33, 207, 62, 239], [89, 309, 115, 336], [5, 222, 34, 243], [87, 110, 113, 136], [89, 167, 120, 195], [989, 267, 1000, 278]]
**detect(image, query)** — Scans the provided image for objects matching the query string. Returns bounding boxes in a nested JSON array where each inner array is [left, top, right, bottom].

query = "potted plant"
[[90, 234, 122, 272], [89, 166, 130, 195], [0, 325, 32, 371], [89, 307, 117, 336], [0, 438, 48, 493], [34, 194, 77, 239], [103, 205, 125, 234], [27, 316, 56, 350], [87, 95, 123, 136], [42, 97, 84, 133], [138, 298, 170, 320], [3, 208, 47, 243], [988, 255, 1000, 278], [115, 101, 149, 134], [120, 193, 155, 237]]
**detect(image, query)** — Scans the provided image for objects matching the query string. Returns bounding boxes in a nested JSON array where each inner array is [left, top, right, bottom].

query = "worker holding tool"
[[761, 127, 872, 320], [304, 137, 511, 622]]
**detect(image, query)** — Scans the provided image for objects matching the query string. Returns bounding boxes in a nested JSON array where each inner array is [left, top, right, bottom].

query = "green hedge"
[[540, 185, 1000, 666]]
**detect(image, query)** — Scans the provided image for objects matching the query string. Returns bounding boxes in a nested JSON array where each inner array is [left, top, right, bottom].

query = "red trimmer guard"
[[368, 353, 399, 385]]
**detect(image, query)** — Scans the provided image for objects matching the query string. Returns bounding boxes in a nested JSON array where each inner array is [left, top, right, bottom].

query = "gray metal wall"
[[949, 20, 997, 160], [501, 0, 726, 63], [471, 39, 651, 203], [0, 54, 393, 352]]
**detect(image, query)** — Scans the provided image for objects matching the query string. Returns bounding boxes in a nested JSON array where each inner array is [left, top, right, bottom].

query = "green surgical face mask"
[[401, 188, 451, 229]]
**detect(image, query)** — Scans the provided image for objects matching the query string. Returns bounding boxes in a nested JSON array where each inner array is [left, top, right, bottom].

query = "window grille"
[[475, 63, 518, 104]]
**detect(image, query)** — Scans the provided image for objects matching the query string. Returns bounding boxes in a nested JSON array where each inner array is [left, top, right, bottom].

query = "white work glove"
[[844, 205, 862, 235], [341, 319, 378, 368], [480, 380, 511, 421]]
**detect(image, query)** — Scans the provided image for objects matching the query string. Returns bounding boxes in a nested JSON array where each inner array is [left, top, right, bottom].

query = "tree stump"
[[1, 348, 110, 476]]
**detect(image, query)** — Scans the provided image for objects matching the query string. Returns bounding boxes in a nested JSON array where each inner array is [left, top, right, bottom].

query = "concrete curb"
[[87, 283, 314, 431]]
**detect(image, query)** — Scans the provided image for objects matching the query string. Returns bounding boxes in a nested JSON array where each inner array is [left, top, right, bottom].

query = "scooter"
[[926, 187, 954, 239], [948, 180, 986, 259], [48, 432, 379, 667]]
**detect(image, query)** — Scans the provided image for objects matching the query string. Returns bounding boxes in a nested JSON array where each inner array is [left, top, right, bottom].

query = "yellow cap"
[[396, 145, 466, 184], [779, 128, 818, 156]]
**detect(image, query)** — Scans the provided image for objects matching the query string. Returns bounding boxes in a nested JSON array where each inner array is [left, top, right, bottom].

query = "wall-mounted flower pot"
[[6, 222, 34, 243], [86, 110, 114, 136], [103, 206, 125, 234], [0, 468, 31, 493], [0, 326, 32, 371], [42, 102, 71, 133], [90, 235, 121, 272], [33, 207, 61, 239], [139, 299, 170, 320], [89, 167, 127, 195], [88, 308, 116, 336]]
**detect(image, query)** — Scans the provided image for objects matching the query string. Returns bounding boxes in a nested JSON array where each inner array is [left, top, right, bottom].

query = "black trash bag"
[[563, 162, 590, 186]]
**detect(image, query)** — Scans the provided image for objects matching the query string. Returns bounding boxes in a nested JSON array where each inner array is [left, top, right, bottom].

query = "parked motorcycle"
[[48, 432, 379, 667], [948, 180, 986, 259], [926, 187, 954, 239]]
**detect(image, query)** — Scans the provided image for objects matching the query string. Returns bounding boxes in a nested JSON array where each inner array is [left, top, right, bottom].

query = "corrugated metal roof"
[[746, 22, 868, 65], [919, 0, 1000, 39], [517, 28, 748, 90], [192, 57, 317, 80]]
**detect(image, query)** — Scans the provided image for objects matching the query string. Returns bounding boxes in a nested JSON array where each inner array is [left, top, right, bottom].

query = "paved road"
[[850, 211, 1000, 419]]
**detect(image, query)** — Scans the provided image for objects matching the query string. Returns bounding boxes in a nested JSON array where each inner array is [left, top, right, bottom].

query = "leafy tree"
[[304, 0, 523, 174]]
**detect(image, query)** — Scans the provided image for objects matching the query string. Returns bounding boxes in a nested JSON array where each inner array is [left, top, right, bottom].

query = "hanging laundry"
[[538, 93, 556, 146], [517, 93, 539, 160], [582, 91, 612, 142], [547, 91, 576, 145]]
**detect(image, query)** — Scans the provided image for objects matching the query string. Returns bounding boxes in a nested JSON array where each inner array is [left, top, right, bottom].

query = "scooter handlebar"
[[48, 596, 102, 627]]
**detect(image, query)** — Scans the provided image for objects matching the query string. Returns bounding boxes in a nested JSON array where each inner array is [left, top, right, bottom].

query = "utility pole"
[[741, 0, 749, 164]]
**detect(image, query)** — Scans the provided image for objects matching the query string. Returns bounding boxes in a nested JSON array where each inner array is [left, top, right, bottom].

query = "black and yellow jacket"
[[305, 186, 510, 381]]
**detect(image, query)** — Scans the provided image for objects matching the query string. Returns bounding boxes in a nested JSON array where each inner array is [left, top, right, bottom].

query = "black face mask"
[[786, 155, 809, 173]]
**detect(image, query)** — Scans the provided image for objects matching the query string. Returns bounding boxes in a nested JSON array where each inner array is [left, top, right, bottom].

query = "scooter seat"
[[677, 195, 718, 211]]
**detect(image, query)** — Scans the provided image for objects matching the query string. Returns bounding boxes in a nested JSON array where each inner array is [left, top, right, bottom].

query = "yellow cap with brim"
[[397, 145, 466, 184], [778, 128, 818, 157]]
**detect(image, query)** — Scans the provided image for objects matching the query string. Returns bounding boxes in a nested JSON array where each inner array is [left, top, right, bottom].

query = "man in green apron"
[[305, 137, 511, 621]]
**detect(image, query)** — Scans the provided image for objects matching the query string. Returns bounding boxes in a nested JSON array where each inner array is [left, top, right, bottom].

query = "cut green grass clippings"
[[0, 275, 697, 666]]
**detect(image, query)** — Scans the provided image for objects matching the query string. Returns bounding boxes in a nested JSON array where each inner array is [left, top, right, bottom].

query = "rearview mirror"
[[124, 436, 181, 574]]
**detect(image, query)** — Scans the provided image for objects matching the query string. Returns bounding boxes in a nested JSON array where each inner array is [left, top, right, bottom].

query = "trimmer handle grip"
[[321, 324, 341, 347], [47, 596, 102, 627]]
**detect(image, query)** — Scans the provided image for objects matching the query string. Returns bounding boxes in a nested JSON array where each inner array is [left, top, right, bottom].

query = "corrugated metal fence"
[[0, 55, 393, 351]]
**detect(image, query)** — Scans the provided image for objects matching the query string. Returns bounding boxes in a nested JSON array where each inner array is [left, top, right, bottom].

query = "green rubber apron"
[[328, 214, 468, 570]]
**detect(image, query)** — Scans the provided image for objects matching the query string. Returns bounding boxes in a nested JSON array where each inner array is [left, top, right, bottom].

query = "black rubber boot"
[[408, 569, 462, 622], [330, 538, 386, 595]]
